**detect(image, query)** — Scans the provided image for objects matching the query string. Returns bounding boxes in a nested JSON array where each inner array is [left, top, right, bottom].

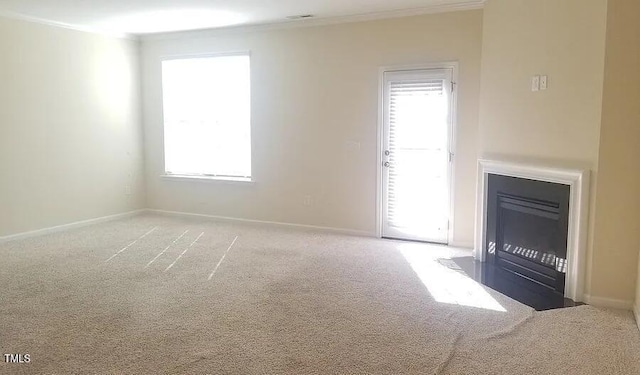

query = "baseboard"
[[634, 303, 640, 332], [583, 294, 634, 310], [145, 209, 376, 238], [449, 241, 474, 249], [0, 209, 146, 244]]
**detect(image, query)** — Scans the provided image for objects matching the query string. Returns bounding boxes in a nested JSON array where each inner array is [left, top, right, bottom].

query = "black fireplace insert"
[[485, 174, 570, 296]]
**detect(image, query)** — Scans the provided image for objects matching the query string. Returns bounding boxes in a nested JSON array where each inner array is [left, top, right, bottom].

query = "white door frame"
[[375, 62, 458, 244]]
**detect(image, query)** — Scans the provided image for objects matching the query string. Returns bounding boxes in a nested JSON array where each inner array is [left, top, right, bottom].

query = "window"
[[161, 54, 251, 181]]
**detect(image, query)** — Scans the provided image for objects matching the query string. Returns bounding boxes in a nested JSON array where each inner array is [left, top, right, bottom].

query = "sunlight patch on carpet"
[[400, 245, 506, 312]]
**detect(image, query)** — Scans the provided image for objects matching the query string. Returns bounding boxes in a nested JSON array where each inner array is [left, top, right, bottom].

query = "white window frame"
[[160, 51, 253, 183], [376, 62, 459, 244]]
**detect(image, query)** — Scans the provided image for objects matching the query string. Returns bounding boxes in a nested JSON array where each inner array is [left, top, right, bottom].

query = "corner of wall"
[[634, 302, 640, 332], [135, 38, 149, 210], [583, 294, 634, 311]]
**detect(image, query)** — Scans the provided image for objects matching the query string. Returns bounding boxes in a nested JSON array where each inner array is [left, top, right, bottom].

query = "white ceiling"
[[0, 0, 484, 36]]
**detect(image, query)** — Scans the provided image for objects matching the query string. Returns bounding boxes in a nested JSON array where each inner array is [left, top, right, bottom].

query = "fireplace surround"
[[474, 158, 590, 302]]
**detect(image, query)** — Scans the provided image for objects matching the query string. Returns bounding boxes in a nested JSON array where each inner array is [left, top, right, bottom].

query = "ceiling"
[[0, 0, 484, 37]]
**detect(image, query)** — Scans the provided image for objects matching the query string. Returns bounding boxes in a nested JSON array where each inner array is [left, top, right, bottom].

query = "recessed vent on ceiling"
[[286, 15, 315, 20]]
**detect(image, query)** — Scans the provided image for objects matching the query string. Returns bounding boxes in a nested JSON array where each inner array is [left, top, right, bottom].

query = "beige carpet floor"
[[0, 213, 639, 374]]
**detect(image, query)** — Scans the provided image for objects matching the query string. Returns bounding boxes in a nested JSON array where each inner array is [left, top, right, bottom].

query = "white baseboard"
[[449, 241, 474, 249], [583, 294, 634, 310], [145, 209, 376, 238], [634, 303, 640, 332], [0, 210, 145, 244]]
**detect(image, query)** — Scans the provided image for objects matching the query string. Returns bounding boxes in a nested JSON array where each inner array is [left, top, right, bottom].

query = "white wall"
[[478, 0, 607, 165], [141, 11, 483, 243], [0, 17, 145, 237]]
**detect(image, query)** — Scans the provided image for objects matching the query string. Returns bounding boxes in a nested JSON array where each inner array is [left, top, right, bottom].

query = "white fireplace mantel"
[[474, 158, 591, 302]]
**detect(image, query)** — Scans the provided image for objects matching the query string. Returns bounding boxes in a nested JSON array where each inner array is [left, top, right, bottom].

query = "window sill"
[[161, 174, 254, 184]]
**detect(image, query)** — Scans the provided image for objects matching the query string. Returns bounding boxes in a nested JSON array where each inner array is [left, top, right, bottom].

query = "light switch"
[[531, 75, 540, 92], [540, 75, 548, 90]]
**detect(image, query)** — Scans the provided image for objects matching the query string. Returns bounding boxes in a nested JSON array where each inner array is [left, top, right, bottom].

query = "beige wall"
[[478, 0, 608, 298], [0, 17, 145, 237], [478, 0, 607, 164], [591, 0, 640, 302], [141, 11, 483, 243]]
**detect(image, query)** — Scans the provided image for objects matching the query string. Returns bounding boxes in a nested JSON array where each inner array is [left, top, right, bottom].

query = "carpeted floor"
[[1, 213, 639, 374]]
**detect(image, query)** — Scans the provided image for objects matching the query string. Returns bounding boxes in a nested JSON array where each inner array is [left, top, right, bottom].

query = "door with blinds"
[[381, 68, 454, 243]]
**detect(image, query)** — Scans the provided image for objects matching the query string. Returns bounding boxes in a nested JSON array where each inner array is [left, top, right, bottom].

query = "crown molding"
[[140, 0, 485, 42], [0, 0, 484, 42], [0, 10, 138, 41]]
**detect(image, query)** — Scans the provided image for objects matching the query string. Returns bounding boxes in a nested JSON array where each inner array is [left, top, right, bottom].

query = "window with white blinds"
[[162, 54, 251, 180], [382, 69, 452, 243]]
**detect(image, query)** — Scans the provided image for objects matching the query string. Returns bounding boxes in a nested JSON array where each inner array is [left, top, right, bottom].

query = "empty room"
[[1, 0, 639, 373]]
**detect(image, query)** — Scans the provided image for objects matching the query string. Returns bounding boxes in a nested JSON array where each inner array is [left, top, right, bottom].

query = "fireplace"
[[474, 158, 591, 304], [486, 175, 570, 295]]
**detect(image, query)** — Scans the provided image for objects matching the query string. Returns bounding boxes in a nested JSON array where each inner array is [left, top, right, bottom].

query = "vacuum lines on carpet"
[[208, 235, 238, 280], [103, 226, 238, 280], [146, 229, 189, 268], [105, 226, 158, 262], [164, 232, 204, 272]]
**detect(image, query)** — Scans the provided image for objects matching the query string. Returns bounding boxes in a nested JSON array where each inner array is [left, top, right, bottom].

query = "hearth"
[[484, 174, 570, 307]]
